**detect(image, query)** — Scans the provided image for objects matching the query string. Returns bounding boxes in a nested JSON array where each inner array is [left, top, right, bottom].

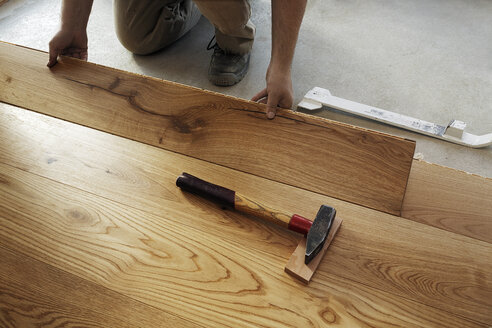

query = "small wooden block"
[[285, 217, 342, 284]]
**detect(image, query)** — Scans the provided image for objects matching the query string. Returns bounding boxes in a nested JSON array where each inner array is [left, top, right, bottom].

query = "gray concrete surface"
[[1, 0, 491, 177]]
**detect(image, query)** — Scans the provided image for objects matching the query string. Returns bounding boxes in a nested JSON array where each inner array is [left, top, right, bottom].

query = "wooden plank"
[[0, 103, 300, 258], [0, 41, 415, 215], [0, 245, 200, 328], [285, 217, 343, 284], [402, 160, 492, 243], [0, 162, 486, 328], [0, 105, 490, 326]]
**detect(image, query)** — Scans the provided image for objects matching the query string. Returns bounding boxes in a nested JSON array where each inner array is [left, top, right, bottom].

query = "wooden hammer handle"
[[234, 193, 291, 229], [176, 173, 312, 234]]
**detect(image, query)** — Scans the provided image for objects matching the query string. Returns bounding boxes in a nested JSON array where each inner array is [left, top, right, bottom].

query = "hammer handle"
[[234, 193, 291, 229], [176, 173, 312, 235]]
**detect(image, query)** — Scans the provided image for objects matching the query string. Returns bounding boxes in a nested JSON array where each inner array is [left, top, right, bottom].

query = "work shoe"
[[207, 37, 250, 86]]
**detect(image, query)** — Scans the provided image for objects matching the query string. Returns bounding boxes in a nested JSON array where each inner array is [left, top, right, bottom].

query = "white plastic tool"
[[297, 87, 492, 148]]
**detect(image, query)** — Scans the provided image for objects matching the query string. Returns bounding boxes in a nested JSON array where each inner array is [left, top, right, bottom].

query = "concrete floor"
[[1, 0, 491, 177]]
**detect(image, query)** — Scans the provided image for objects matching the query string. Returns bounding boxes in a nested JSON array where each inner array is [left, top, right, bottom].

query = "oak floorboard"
[[402, 160, 492, 243], [0, 162, 486, 328], [0, 41, 415, 215], [0, 245, 200, 328], [0, 105, 491, 326]]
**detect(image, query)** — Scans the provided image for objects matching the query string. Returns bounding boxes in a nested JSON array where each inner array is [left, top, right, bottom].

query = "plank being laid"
[[402, 160, 492, 243], [0, 162, 487, 328], [0, 104, 491, 326], [0, 41, 415, 215], [0, 245, 199, 328]]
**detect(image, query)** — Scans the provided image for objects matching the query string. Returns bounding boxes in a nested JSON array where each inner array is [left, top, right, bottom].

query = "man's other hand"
[[48, 29, 88, 67]]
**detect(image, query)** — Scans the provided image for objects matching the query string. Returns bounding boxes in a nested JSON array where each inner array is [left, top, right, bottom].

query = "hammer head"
[[305, 205, 336, 264]]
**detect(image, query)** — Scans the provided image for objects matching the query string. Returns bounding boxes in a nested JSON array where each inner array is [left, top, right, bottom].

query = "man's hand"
[[47, 0, 93, 67], [251, 65, 293, 119], [253, 0, 306, 119], [48, 29, 88, 67]]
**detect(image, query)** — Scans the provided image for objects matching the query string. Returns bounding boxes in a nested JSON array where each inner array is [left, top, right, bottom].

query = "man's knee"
[[215, 22, 249, 39], [115, 24, 170, 55], [114, 0, 199, 55]]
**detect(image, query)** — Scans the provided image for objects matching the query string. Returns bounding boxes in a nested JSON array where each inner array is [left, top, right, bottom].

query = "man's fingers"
[[278, 97, 293, 109], [251, 88, 278, 119], [266, 94, 280, 120], [266, 106, 277, 119], [50, 48, 88, 65], [251, 88, 268, 102], [47, 45, 59, 68]]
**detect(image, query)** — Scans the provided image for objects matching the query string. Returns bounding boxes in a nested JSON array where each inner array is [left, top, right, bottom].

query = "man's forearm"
[[60, 0, 94, 31], [270, 0, 307, 72]]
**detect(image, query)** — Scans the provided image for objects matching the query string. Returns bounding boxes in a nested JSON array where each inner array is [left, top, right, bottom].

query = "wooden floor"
[[1, 43, 491, 327]]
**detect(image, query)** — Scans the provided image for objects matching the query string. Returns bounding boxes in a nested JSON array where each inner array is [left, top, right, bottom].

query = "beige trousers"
[[114, 0, 255, 55]]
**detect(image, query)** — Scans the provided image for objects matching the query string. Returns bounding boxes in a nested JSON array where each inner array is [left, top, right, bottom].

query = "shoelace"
[[206, 35, 218, 51], [207, 35, 231, 55]]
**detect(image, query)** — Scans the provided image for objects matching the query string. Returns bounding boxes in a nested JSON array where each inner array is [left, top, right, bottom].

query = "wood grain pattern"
[[285, 217, 343, 284], [0, 104, 491, 327], [0, 41, 415, 215], [0, 161, 487, 328], [235, 193, 291, 229], [402, 160, 492, 243], [0, 245, 199, 328]]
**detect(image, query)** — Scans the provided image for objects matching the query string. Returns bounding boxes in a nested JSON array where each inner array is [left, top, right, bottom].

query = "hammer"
[[176, 173, 336, 264]]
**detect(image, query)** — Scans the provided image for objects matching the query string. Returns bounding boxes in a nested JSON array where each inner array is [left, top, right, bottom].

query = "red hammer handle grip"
[[289, 214, 313, 235]]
